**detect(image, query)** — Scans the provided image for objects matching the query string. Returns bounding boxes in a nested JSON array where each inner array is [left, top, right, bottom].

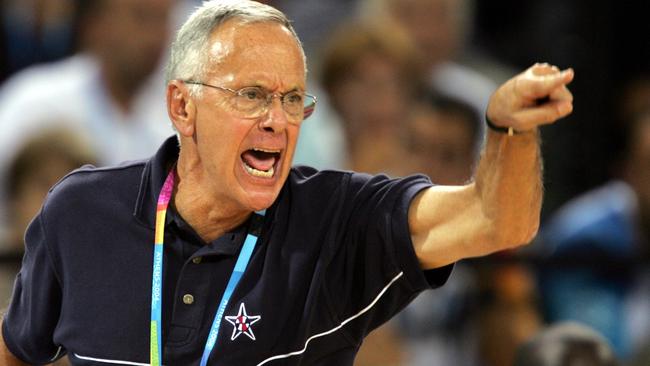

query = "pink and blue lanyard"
[[150, 170, 263, 366]]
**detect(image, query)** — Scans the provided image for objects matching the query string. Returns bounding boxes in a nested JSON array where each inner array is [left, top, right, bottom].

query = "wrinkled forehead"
[[204, 20, 306, 83], [209, 20, 302, 57]]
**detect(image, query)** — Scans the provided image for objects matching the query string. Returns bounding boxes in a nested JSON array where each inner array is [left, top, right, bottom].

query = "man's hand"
[[487, 63, 574, 132]]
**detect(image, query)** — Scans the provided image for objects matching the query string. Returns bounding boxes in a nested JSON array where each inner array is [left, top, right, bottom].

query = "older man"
[[0, 1, 573, 365]]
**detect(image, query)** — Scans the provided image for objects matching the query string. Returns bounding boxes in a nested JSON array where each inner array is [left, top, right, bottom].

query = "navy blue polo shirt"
[[3, 136, 452, 365]]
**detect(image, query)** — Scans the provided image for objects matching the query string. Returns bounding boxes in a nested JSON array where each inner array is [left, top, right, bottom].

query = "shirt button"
[[182, 294, 194, 305], [192, 257, 202, 264]]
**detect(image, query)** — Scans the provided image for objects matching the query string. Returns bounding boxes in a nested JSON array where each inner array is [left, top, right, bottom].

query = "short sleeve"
[[323, 173, 453, 340], [2, 209, 64, 364]]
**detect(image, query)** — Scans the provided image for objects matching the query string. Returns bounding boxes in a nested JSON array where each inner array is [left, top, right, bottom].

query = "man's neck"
[[173, 154, 251, 243]]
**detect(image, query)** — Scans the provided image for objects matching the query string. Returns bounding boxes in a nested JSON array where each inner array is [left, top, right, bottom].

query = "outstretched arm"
[[410, 63, 574, 269]]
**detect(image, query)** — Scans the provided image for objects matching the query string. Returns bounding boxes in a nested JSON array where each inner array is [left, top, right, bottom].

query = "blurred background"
[[0, 0, 648, 365]]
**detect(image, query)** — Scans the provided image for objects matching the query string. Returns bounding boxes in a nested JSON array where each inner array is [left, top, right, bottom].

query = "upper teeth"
[[253, 148, 280, 153]]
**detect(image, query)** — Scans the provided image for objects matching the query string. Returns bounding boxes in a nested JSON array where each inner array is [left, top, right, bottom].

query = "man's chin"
[[246, 193, 278, 212], [238, 183, 282, 211], [236, 165, 288, 210]]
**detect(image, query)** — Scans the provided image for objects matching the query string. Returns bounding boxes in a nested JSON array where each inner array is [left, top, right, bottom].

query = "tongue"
[[241, 150, 276, 171]]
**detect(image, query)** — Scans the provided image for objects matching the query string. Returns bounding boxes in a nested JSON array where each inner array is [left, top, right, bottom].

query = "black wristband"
[[485, 116, 517, 136]]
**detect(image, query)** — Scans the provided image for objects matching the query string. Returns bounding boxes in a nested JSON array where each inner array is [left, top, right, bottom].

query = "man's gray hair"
[[165, 0, 305, 93]]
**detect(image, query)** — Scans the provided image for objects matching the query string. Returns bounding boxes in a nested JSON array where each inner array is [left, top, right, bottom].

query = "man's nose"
[[258, 96, 288, 133]]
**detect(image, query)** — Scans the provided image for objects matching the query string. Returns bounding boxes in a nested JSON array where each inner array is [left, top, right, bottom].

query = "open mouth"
[[240, 148, 281, 178]]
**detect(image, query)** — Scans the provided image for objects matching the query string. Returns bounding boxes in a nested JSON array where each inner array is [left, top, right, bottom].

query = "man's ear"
[[166, 81, 196, 137]]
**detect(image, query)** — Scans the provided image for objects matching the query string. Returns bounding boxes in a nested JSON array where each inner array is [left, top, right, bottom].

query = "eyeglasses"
[[184, 81, 317, 123]]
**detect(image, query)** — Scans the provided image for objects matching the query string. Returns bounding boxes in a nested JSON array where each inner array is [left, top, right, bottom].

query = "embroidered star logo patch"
[[225, 303, 261, 341]]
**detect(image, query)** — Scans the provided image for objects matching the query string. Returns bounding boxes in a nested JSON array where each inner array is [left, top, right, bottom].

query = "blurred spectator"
[[320, 20, 426, 176], [0, 128, 96, 308], [513, 322, 619, 366], [477, 262, 543, 366], [0, 129, 93, 366], [0, 0, 76, 82], [408, 95, 479, 185], [319, 20, 430, 365], [538, 104, 650, 359], [0, 0, 177, 242], [359, 0, 516, 154], [5, 129, 97, 254], [390, 94, 482, 364]]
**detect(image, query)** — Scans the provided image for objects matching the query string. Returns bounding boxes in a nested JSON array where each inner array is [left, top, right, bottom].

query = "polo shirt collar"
[[133, 135, 180, 229]]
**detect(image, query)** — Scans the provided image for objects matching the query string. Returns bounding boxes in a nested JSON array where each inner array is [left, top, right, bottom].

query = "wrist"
[[485, 116, 518, 136]]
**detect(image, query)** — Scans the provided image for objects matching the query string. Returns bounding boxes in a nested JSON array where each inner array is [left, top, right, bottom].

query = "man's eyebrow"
[[241, 85, 304, 94], [284, 87, 304, 93]]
